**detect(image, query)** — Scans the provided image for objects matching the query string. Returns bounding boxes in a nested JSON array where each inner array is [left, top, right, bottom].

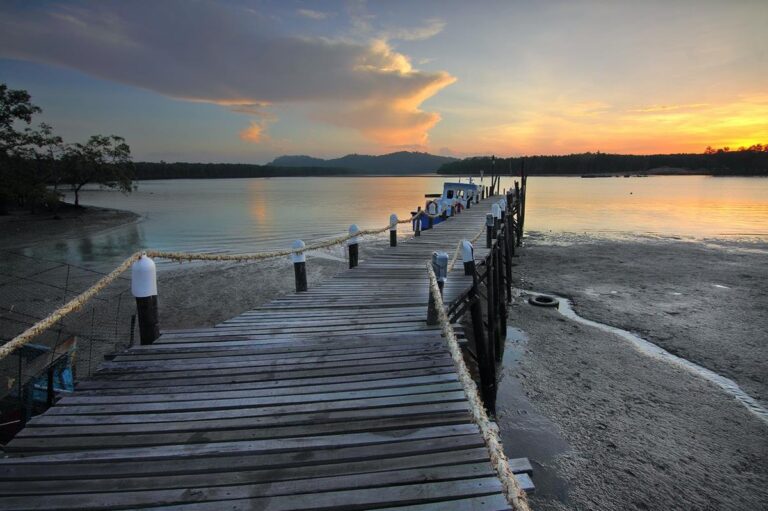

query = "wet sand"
[[502, 232, 768, 510], [0, 205, 139, 250]]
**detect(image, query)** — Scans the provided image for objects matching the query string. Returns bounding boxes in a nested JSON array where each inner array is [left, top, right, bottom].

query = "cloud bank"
[[0, 1, 455, 146]]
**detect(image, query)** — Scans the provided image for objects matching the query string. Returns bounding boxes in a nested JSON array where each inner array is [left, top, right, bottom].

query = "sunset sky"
[[1, 0, 766, 163]]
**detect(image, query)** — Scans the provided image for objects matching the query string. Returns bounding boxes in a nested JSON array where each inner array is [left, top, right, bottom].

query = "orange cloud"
[[313, 40, 456, 147], [239, 122, 265, 143]]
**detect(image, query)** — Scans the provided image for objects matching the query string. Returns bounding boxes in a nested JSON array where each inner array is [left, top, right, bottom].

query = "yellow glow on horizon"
[[441, 93, 768, 156]]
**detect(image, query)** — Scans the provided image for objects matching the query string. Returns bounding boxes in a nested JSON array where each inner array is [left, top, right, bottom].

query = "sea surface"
[[17, 175, 768, 270]]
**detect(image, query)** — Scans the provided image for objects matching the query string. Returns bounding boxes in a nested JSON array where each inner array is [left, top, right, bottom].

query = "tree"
[[63, 135, 134, 206], [0, 83, 47, 213], [0, 83, 41, 155]]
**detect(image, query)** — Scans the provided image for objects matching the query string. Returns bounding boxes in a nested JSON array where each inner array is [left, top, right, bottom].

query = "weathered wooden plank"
[[0, 470, 501, 510], [58, 373, 458, 404], [70, 367, 457, 395], [26, 392, 469, 426], [74, 359, 456, 390], [4, 424, 481, 464], [0, 447, 492, 495], [0, 435, 485, 480], [8, 413, 471, 452], [18, 401, 471, 438]]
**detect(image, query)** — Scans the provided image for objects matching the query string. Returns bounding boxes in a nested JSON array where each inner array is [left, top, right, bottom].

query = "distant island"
[[269, 152, 457, 173], [438, 146, 768, 177], [133, 151, 457, 180], [131, 146, 768, 180]]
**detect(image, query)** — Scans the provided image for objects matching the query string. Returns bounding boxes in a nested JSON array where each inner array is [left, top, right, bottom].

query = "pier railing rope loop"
[[425, 263, 531, 511], [0, 208, 456, 360], [447, 224, 486, 274], [0, 251, 144, 361]]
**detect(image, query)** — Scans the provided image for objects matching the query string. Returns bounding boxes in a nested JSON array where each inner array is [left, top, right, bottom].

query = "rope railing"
[[447, 223, 486, 274], [0, 206, 473, 361], [425, 262, 531, 511]]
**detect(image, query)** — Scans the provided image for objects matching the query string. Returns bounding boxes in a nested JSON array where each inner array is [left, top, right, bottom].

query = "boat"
[[418, 180, 481, 230]]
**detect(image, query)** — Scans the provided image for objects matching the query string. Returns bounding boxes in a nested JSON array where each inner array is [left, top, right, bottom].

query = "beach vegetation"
[[0, 83, 133, 214]]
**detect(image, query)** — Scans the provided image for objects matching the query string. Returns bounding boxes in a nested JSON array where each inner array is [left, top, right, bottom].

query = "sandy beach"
[[502, 232, 768, 510]]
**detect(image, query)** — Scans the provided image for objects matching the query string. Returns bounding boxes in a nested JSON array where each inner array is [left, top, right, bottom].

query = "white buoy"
[[462, 240, 475, 276], [131, 254, 159, 345], [291, 239, 306, 263], [131, 254, 157, 298]]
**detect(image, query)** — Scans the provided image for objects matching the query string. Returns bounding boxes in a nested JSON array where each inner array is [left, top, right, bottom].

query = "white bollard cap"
[[291, 239, 306, 263], [389, 213, 398, 231], [348, 224, 360, 246], [432, 251, 449, 282], [491, 203, 502, 219], [461, 240, 474, 263], [131, 254, 157, 298]]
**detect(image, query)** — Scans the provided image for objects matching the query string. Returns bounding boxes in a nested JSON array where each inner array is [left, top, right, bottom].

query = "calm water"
[[17, 175, 768, 270]]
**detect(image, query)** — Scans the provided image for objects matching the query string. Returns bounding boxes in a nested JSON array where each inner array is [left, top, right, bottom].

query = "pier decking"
[[0, 197, 530, 510]]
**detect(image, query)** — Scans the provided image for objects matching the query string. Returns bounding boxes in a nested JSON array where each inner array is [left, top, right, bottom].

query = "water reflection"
[[15, 175, 767, 272]]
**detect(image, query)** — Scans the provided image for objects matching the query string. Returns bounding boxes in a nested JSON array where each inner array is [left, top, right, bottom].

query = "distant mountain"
[[269, 151, 457, 174]]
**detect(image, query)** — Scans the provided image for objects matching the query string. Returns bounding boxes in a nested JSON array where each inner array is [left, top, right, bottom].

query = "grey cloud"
[[0, 1, 455, 144]]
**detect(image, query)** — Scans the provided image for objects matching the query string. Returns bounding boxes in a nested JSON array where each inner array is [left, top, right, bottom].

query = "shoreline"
[[503, 232, 768, 510], [0, 204, 141, 251]]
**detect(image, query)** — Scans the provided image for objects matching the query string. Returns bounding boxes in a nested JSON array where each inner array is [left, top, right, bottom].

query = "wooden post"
[[348, 224, 360, 269], [470, 278, 496, 413], [46, 366, 55, 407], [486, 213, 494, 248], [427, 251, 448, 325], [462, 240, 475, 276], [486, 245, 497, 365], [504, 214, 513, 302], [520, 164, 527, 239], [389, 213, 398, 247], [131, 254, 159, 345], [491, 203, 502, 239], [414, 207, 422, 237], [514, 181, 522, 246], [292, 240, 307, 292], [496, 237, 506, 362]]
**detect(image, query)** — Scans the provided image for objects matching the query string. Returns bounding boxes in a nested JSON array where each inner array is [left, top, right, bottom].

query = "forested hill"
[[132, 151, 458, 179], [270, 151, 457, 173], [437, 148, 768, 176], [132, 163, 404, 180]]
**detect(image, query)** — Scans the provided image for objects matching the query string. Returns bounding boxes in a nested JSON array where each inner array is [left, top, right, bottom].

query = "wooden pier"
[[0, 193, 531, 510]]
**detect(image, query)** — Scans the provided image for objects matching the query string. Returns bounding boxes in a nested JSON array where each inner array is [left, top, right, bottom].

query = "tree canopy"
[[0, 83, 133, 213]]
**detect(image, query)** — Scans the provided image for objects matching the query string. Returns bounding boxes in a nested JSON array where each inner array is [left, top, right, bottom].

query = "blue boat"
[[419, 180, 482, 230]]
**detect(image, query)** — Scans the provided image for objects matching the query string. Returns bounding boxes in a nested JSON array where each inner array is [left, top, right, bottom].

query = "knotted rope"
[[426, 263, 531, 511]]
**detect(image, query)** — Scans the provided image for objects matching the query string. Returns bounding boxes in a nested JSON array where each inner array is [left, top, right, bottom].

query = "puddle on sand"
[[497, 326, 571, 506], [521, 290, 768, 426]]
